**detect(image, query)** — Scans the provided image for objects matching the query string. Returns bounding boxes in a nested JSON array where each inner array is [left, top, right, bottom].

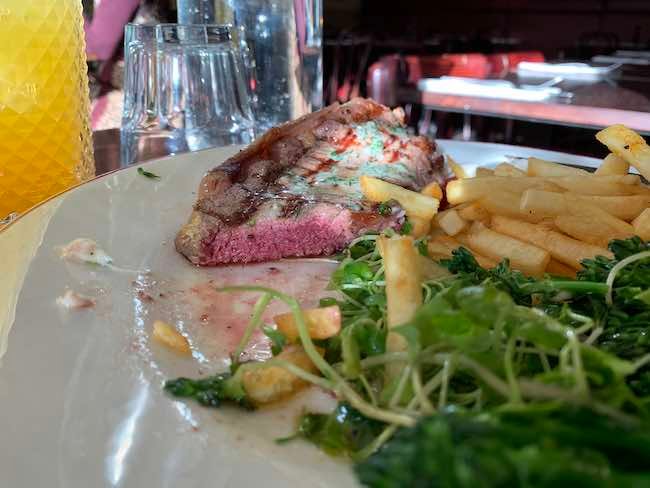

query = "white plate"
[[0, 141, 600, 487]]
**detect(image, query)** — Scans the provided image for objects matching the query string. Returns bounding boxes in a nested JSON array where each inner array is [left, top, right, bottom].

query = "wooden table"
[[93, 128, 122, 176]]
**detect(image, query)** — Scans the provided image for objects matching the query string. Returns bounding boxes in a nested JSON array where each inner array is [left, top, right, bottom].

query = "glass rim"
[[125, 22, 233, 31], [125, 23, 233, 44]]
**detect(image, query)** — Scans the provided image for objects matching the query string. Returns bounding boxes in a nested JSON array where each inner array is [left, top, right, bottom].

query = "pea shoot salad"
[[165, 234, 650, 487]]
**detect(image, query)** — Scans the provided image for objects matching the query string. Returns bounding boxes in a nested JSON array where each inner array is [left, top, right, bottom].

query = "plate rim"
[[0, 139, 600, 235]]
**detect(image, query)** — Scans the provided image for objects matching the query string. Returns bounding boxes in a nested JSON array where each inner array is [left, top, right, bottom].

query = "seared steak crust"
[[176, 98, 444, 265]]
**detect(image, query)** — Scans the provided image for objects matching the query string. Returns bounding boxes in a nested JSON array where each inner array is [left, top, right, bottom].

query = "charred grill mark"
[[279, 195, 305, 219], [301, 158, 337, 178]]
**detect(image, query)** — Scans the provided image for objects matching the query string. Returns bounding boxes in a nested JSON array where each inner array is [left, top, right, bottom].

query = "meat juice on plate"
[[130, 259, 338, 372]]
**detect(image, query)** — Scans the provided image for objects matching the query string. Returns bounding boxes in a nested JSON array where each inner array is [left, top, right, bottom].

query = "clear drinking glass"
[[120, 23, 255, 165], [0, 0, 94, 222], [178, 0, 324, 133]]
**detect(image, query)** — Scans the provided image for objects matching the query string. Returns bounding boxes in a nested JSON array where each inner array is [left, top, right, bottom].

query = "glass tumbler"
[[0, 0, 95, 222], [120, 24, 255, 165]]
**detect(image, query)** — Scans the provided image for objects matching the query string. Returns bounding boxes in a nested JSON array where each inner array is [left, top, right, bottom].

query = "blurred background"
[[85, 0, 650, 164]]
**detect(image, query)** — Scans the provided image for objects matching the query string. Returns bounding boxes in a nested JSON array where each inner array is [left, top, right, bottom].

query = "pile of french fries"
[[362, 124, 650, 279]]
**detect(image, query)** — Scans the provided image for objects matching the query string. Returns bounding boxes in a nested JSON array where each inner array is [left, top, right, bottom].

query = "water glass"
[[121, 23, 255, 165]]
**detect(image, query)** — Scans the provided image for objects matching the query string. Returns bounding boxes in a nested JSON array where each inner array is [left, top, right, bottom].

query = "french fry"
[[447, 155, 468, 179], [574, 194, 650, 221], [427, 236, 460, 259], [596, 153, 629, 176], [360, 175, 439, 220], [435, 208, 468, 236], [537, 180, 567, 193], [527, 157, 589, 177], [546, 259, 577, 279], [475, 167, 495, 177], [491, 215, 611, 270], [447, 174, 638, 205], [421, 181, 443, 200], [152, 320, 191, 356], [552, 174, 641, 196], [274, 306, 341, 343], [430, 234, 498, 268], [409, 215, 431, 238], [453, 236, 497, 268], [494, 162, 526, 177], [446, 177, 537, 204], [380, 235, 422, 379], [480, 191, 543, 223], [520, 189, 568, 218], [633, 208, 650, 240], [596, 124, 650, 181], [554, 215, 633, 247], [380, 235, 422, 329], [464, 228, 550, 276], [521, 190, 641, 231], [565, 194, 636, 236], [242, 345, 322, 405], [418, 255, 452, 281], [457, 202, 490, 222], [469, 220, 488, 234]]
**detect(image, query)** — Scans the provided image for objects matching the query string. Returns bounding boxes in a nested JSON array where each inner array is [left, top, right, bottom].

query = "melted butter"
[[60, 238, 113, 266], [279, 120, 415, 210]]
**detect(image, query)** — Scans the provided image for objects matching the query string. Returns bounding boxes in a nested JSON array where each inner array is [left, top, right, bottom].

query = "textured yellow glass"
[[0, 0, 94, 218]]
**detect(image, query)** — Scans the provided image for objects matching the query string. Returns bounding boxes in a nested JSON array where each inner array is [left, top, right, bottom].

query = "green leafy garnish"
[[415, 238, 428, 257], [295, 404, 383, 456], [164, 373, 251, 409], [263, 326, 287, 356], [377, 202, 392, 216], [137, 167, 160, 179], [399, 219, 413, 235], [357, 409, 650, 487]]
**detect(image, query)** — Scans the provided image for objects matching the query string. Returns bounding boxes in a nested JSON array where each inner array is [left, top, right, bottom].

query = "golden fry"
[[546, 259, 577, 279], [475, 167, 495, 177], [274, 306, 341, 343], [596, 124, 650, 181], [491, 215, 611, 270], [494, 162, 526, 177], [554, 215, 633, 247], [527, 157, 588, 177], [552, 174, 640, 195], [152, 320, 191, 356], [596, 153, 630, 176], [242, 346, 322, 405], [633, 208, 650, 240], [464, 228, 550, 276], [457, 202, 490, 222], [435, 208, 468, 236], [380, 235, 422, 329], [409, 215, 431, 238], [447, 155, 468, 179], [421, 181, 443, 200], [521, 190, 639, 233], [360, 175, 439, 220], [480, 191, 543, 223], [380, 235, 422, 379]]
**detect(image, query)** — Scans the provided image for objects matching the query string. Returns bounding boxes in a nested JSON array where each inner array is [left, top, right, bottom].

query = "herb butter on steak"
[[175, 98, 445, 265]]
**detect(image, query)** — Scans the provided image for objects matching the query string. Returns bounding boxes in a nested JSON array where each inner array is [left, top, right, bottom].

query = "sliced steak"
[[176, 98, 445, 265]]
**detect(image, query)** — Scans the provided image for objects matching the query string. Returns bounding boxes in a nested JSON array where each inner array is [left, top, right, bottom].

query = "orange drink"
[[0, 0, 94, 219]]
